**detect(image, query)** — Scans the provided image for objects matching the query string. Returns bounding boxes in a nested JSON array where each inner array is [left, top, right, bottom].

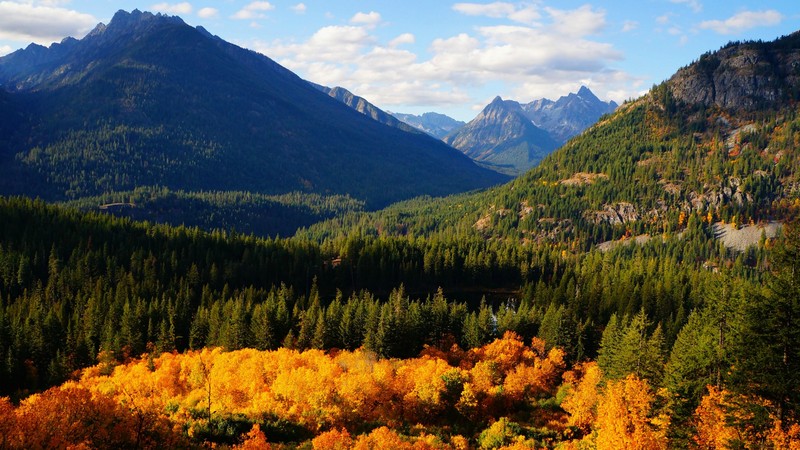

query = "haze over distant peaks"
[[389, 112, 466, 139]]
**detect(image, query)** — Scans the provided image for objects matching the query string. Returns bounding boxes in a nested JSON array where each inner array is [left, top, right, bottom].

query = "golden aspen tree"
[[594, 375, 668, 450]]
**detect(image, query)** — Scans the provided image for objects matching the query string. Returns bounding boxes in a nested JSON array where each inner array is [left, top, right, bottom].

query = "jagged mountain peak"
[[576, 85, 596, 99], [444, 96, 557, 175], [522, 86, 617, 144], [478, 96, 525, 120]]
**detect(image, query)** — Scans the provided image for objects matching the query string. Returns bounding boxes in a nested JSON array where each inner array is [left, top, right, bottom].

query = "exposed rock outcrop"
[[669, 32, 800, 111]]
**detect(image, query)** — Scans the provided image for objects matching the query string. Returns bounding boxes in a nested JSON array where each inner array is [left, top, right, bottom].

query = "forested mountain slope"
[[0, 10, 506, 232], [304, 32, 800, 249]]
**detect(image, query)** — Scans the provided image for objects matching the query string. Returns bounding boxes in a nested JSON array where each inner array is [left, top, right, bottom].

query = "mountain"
[[0, 10, 506, 220], [389, 112, 466, 139], [312, 84, 421, 134], [304, 31, 800, 250], [522, 86, 618, 144], [443, 96, 559, 175], [668, 37, 800, 110]]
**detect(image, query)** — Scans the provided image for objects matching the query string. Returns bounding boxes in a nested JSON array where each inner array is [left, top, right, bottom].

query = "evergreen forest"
[[2, 21, 800, 450]]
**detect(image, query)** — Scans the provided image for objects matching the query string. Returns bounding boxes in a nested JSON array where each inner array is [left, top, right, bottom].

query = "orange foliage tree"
[[593, 375, 669, 450]]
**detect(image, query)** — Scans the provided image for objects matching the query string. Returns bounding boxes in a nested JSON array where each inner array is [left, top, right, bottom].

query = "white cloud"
[[545, 5, 606, 37], [389, 33, 415, 47], [254, 3, 638, 110], [0, 1, 97, 43], [656, 14, 671, 25], [508, 5, 541, 25], [0, 44, 12, 56], [350, 11, 381, 27], [699, 10, 783, 35], [197, 7, 218, 18], [151, 2, 192, 14], [262, 25, 373, 64], [670, 0, 702, 13], [232, 1, 274, 20], [36, 0, 71, 5], [291, 3, 306, 14]]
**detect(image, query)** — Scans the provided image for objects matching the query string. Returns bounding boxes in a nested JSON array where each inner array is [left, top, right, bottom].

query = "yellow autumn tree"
[[561, 362, 602, 432], [594, 375, 668, 450], [693, 386, 738, 449]]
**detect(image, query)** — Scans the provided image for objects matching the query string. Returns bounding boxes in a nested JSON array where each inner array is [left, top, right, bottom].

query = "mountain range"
[[389, 112, 466, 139], [0, 9, 506, 234], [317, 83, 616, 176], [443, 96, 559, 175], [523, 86, 619, 143], [304, 31, 800, 250], [442, 86, 617, 175]]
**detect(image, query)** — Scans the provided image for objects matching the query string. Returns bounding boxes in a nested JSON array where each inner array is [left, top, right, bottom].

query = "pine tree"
[[733, 219, 800, 420]]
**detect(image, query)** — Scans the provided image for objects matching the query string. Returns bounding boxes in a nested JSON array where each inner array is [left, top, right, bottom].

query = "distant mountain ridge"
[[443, 96, 558, 175], [522, 86, 618, 144], [441, 86, 616, 175], [0, 9, 507, 227], [312, 84, 422, 135], [389, 112, 466, 139]]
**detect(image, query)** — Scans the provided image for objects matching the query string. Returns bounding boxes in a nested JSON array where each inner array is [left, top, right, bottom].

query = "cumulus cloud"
[[151, 2, 192, 14], [699, 10, 783, 34], [350, 11, 381, 27], [0, 44, 12, 56], [254, 3, 637, 109], [670, 0, 702, 13], [0, 1, 97, 43], [291, 3, 306, 14], [232, 1, 274, 20], [389, 33, 415, 47], [197, 7, 218, 18], [545, 5, 606, 37], [262, 25, 373, 64]]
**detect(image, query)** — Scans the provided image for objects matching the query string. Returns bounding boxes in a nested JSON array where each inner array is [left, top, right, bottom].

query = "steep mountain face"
[[313, 84, 421, 134], [389, 112, 465, 139], [522, 86, 618, 144], [443, 96, 558, 175], [0, 9, 506, 212], [669, 32, 800, 110]]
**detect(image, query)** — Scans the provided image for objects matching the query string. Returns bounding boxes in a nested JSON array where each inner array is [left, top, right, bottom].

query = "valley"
[[0, 7, 799, 450]]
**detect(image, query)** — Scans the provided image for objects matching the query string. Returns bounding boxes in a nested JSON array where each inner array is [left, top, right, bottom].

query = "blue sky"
[[1, 1, 798, 120]]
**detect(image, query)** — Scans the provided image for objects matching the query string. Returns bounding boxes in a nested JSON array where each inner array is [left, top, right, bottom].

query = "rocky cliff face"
[[668, 32, 800, 110]]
